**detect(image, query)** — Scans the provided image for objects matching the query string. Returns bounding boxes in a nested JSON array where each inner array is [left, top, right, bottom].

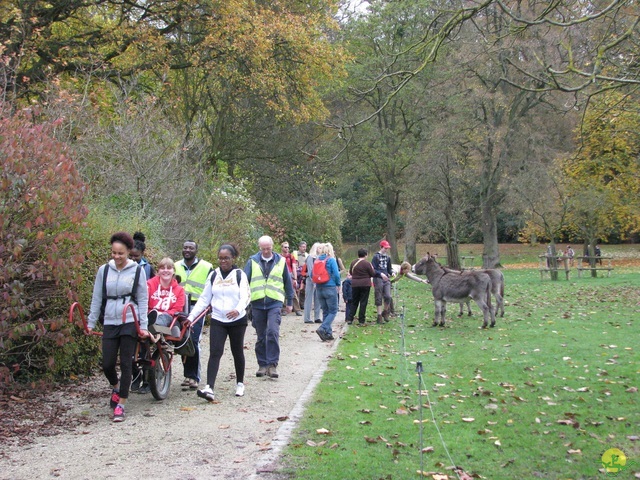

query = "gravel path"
[[1, 311, 345, 480]]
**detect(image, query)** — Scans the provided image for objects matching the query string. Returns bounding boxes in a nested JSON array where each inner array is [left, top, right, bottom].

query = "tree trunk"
[[384, 188, 400, 263], [443, 191, 461, 269], [587, 238, 597, 278], [446, 242, 461, 270], [403, 210, 417, 264], [481, 202, 500, 268], [548, 243, 559, 281]]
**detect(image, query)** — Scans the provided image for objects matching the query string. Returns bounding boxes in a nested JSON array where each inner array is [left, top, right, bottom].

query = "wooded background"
[[2, 0, 639, 379]]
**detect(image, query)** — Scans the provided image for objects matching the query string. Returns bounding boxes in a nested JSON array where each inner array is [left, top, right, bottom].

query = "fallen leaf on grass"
[[557, 419, 580, 428], [421, 446, 435, 453], [359, 420, 371, 425], [364, 436, 379, 444], [316, 428, 330, 434], [396, 408, 409, 415], [462, 418, 475, 422], [306, 440, 317, 447], [626, 387, 638, 393], [567, 449, 582, 454]]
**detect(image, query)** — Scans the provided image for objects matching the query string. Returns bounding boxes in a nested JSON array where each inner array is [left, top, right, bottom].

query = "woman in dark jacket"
[[347, 248, 387, 325]]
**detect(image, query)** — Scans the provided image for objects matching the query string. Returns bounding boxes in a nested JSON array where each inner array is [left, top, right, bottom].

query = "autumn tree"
[[564, 90, 640, 272], [0, 104, 90, 378]]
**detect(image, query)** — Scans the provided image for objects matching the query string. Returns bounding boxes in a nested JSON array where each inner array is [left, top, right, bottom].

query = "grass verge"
[[275, 268, 639, 479]]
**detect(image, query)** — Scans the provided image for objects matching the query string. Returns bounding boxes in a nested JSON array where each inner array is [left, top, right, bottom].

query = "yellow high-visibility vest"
[[175, 259, 213, 302], [249, 257, 286, 303]]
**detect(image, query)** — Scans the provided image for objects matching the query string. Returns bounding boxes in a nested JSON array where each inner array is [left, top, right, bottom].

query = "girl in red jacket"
[[147, 257, 186, 337]]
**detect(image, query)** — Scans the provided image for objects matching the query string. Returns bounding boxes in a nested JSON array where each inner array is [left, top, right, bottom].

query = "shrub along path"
[[0, 310, 346, 480]]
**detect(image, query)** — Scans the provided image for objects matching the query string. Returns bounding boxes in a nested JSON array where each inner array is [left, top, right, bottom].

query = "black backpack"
[[98, 264, 142, 324], [210, 268, 242, 286]]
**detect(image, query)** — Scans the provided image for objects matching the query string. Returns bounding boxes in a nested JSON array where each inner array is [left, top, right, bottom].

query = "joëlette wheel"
[[148, 348, 172, 400]]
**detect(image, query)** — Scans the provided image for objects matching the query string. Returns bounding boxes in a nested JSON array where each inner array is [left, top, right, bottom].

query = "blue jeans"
[[183, 314, 203, 382], [317, 286, 339, 335], [252, 306, 282, 367]]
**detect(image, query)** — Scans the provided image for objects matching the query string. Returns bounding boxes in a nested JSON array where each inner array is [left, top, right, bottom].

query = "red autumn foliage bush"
[[0, 105, 90, 381]]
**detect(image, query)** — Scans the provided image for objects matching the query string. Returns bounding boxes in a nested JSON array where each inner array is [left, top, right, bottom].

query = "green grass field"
[[275, 257, 639, 479]]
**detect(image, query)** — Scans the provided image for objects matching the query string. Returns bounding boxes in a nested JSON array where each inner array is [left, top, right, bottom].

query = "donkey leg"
[[466, 300, 472, 316], [458, 303, 464, 317], [473, 298, 489, 328], [432, 301, 440, 327], [486, 288, 495, 327], [439, 302, 447, 327], [495, 293, 504, 318], [481, 304, 490, 328]]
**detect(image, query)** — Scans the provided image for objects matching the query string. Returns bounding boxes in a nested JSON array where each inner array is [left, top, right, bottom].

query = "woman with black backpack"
[[188, 243, 251, 402], [87, 231, 149, 423]]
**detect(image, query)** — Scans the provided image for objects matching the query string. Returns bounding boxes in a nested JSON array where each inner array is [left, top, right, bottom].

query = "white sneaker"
[[196, 385, 215, 402], [235, 382, 245, 397]]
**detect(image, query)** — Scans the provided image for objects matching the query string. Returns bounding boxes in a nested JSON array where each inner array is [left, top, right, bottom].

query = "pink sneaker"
[[113, 404, 125, 422]]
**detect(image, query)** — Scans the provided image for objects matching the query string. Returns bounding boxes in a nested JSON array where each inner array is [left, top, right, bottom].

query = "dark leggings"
[[102, 334, 138, 399], [207, 322, 247, 390]]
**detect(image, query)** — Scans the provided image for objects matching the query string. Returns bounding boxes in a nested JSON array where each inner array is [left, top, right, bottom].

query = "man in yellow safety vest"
[[174, 240, 213, 389], [244, 235, 294, 379]]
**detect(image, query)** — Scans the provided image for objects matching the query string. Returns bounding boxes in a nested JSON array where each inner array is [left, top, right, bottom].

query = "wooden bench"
[[576, 256, 614, 277], [460, 256, 476, 270], [538, 254, 570, 280], [438, 255, 476, 270]]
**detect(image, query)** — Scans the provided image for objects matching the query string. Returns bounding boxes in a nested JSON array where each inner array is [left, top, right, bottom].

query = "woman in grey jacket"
[[87, 232, 149, 423]]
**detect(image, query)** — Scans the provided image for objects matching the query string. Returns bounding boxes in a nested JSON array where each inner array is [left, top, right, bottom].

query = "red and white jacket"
[[147, 276, 186, 316]]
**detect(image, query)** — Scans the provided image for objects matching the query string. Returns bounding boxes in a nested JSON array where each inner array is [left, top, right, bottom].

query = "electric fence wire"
[[396, 295, 461, 480]]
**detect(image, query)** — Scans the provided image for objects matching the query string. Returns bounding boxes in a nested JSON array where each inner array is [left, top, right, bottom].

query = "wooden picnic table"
[[538, 254, 571, 280], [576, 255, 614, 277], [439, 255, 476, 270]]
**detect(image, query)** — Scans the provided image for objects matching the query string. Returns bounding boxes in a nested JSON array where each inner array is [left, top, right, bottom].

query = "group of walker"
[[86, 232, 377, 423]]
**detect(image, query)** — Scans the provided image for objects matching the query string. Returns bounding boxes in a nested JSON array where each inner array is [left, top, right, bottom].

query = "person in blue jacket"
[[313, 243, 341, 341]]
